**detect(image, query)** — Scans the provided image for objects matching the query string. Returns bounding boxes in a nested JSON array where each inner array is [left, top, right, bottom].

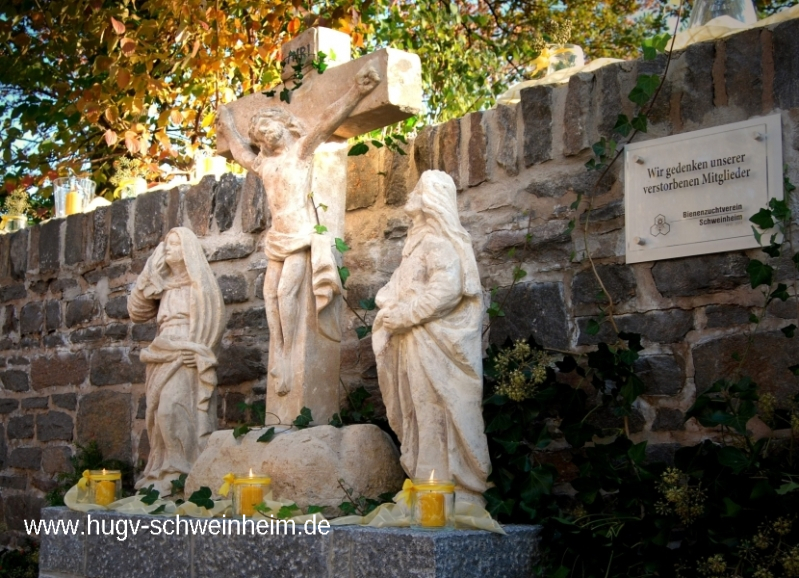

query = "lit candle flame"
[[429, 470, 435, 481], [102, 468, 107, 475], [249, 468, 254, 478]]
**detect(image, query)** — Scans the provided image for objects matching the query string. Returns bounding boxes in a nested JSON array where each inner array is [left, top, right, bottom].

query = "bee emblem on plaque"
[[650, 214, 670, 236]]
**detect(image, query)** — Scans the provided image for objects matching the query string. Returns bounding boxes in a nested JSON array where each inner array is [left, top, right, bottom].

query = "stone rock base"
[[185, 424, 405, 512], [38, 508, 541, 578]]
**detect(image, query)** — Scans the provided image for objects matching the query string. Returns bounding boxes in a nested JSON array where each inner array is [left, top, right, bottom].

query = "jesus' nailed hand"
[[215, 65, 381, 397]]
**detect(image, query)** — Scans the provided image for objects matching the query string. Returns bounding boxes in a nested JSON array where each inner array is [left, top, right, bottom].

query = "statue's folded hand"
[[380, 306, 411, 334], [181, 350, 197, 368]]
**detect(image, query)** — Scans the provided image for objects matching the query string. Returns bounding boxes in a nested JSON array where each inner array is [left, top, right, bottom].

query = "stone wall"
[[3, 17, 799, 543]]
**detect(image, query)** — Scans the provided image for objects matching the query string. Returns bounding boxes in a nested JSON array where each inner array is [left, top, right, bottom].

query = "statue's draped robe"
[[372, 224, 490, 496], [263, 228, 343, 343], [128, 228, 224, 492]]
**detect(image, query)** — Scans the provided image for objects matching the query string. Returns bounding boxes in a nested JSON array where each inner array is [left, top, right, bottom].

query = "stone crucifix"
[[216, 28, 421, 427]]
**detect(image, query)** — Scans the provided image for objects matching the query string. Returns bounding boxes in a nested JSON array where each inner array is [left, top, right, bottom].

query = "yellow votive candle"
[[419, 492, 446, 527], [239, 485, 264, 516], [65, 190, 82, 215], [95, 480, 116, 506]]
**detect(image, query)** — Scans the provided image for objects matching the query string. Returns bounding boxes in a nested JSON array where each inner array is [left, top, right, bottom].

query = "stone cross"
[[217, 28, 421, 427]]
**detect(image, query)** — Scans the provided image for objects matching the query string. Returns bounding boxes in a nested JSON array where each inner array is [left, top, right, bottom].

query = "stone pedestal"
[[185, 424, 404, 512], [38, 508, 541, 578]]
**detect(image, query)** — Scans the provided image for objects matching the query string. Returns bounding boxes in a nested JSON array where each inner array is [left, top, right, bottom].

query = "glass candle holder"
[[232, 472, 271, 517], [545, 44, 585, 76], [689, 0, 757, 28], [89, 470, 121, 506], [410, 479, 455, 530], [53, 177, 96, 218], [0, 215, 27, 233], [194, 152, 228, 182]]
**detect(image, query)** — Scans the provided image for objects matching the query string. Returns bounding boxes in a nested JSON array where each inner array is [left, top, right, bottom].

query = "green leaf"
[[789, 364, 799, 376], [348, 142, 369, 156], [629, 74, 659, 106], [586, 319, 601, 336], [746, 259, 773, 288], [334, 238, 350, 253], [138, 485, 160, 506], [722, 497, 742, 517], [338, 266, 350, 288], [170, 474, 187, 494], [277, 503, 301, 519], [551, 567, 570, 578], [564, 219, 575, 236], [359, 298, 376, 311], [355, 325, 372, 339], [188, 487, 214, 510], [777, 481, 799, 495], [487, 301, 505, 318], [717, 446, 749, 474], [751, 225, 763, 245], [569, 193, 583, 211], [620, 374, 646, 406], [520, 466, 555, 503], [749, 314, 760, 324], [512, 266, 527, 282], [613, 114, 632, 137], [781, 324, 797, 338], [631, 113, 648, 133], [279, 87, 291, 104], [794, 251, 799, 271], [592, 139, 606, 158], [642, 44, 657, 61], [232, 425, 251, 439], [149, 504, 166, 514], [763, 240, 781, 258], [627, 441, 647, 464], [314, 224, 328, 234], [769, 197, 791, 221], [307, 505, 325, 514], [750, 208, 775, 230], [495, 437, 520, 454], [750, 479, 776, 500], [311, 51, 328, 73], [772, 283, 790, 301], [486, 412, 514, 433], [257, 427, 275, 443], [293, 407, 313, 429]]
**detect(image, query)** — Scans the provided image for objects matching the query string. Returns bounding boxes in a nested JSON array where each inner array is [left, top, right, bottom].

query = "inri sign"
[[624, 114, 783, 264]]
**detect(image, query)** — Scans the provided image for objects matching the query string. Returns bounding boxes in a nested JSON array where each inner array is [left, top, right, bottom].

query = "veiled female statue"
[[128, 227, 225, 494], [372, 170, 491, 505]]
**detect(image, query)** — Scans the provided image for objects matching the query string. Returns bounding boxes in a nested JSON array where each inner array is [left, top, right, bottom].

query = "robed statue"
[[128, 227, 225, 494], [372, 170, 491, 505]]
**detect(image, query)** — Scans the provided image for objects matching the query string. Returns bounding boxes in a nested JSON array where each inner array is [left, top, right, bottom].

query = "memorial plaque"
[[624, 114, 783, 264]]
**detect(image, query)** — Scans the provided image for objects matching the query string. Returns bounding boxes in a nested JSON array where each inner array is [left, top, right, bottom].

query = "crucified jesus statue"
[[217, 65, 381, 398]]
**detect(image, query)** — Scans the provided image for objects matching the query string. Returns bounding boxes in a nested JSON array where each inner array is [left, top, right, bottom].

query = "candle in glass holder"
[[411, 472, 455, 530], [95, 480, 116, 506], [419, 492, 446, 527], [240, 484, 264, 516], [231, 469, 270, 517], [65, 188, 82, 215], [90, 469, 121, 506]]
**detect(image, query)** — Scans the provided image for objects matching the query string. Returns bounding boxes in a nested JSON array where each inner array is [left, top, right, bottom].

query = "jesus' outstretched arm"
[[216, 106, 258, 172], [298, 66, 381, 159]]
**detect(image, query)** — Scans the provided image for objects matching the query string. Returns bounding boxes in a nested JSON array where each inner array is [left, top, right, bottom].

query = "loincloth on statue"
[[264, 229, 342, 342]]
